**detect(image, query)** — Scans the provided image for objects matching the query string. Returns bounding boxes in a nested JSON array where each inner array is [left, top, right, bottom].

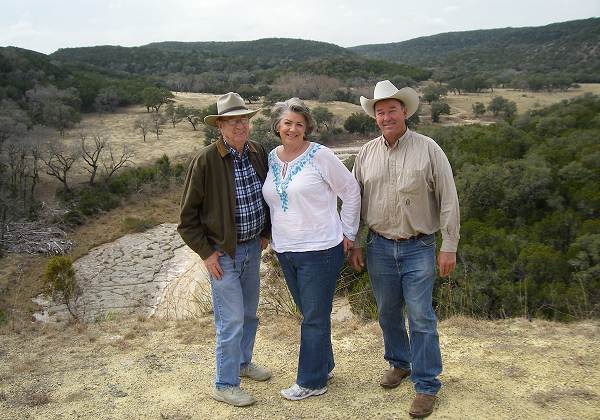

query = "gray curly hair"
[[270, 97, 316, 138]]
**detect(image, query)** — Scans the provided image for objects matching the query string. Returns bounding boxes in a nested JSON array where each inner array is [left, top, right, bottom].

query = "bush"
[[344, 113, 377, 134], [44, 256, 80, 320], [63, 209, 84, 226], [78, 188, 120, 216]]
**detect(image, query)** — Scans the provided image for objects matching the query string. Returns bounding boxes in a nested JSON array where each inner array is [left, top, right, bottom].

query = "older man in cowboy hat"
[[178, 92, 271, 407], [350, 80, 460, 418]]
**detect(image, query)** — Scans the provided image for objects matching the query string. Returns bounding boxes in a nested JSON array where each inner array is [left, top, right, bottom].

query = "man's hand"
[[204, 250, 224, 279], [438, 251, 456, 277], [350, 247, 365, 271], [260, 237, 269, 250]]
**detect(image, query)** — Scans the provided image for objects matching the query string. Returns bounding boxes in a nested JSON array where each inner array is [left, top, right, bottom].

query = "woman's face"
[[277, 111, 307, 145]]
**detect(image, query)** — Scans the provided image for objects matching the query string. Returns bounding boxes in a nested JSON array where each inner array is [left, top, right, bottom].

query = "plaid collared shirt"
[[224, 141, 266, 242]]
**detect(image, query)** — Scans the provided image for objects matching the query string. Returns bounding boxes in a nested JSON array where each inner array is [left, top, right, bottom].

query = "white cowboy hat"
[[360, 80, 419, 119], [203, 92, 260, 127]]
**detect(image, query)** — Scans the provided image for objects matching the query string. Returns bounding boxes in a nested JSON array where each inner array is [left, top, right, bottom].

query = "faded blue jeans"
[[366, 230, 442, 395], [276, 242, 344, 389], [210, 237, 261, 389]]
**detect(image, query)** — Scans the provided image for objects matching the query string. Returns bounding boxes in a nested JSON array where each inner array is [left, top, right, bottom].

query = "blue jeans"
[[366, 231, 442, 395], [276, 242, 344, 389], [210, 237, 261, 389]]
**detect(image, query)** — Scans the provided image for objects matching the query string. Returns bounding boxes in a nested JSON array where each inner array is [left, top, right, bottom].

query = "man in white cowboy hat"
[[350, 80, 460, 418], [178, 92, 272, 407]]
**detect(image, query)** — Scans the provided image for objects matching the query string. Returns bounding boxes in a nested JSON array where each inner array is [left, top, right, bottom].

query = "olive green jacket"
[[177, 138, 270, 260]]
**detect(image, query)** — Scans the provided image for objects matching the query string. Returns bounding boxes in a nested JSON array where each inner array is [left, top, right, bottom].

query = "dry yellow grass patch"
[[440, 83, 600, 123]]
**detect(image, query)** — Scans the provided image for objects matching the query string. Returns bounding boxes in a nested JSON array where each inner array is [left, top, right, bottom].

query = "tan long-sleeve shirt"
[[353, 129, 460, 252]]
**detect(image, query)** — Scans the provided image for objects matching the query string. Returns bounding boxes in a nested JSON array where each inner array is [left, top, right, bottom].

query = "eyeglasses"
[[222, 117, 250, 126]]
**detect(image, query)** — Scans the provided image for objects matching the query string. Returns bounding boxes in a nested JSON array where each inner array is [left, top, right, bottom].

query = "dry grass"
[[437, 83, 600, 124]]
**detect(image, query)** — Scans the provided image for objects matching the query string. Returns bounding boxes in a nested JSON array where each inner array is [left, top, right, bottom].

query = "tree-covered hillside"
[[1, 47, 158, 112], [350, 18, 600, 85], [146, 38, 355, 60], [49, 39, 429, 98], [423, 93, 600, 320]]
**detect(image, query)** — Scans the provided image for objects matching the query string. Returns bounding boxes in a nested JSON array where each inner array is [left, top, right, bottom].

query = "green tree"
[[422, 85, 448, 103], [141, 87, 174, 113], [312, 106, 334, 131], [472, 102, 486, 117], [343, 113, 377, 134], [431, 101, 451, 122], [487, 96, 517, 121]]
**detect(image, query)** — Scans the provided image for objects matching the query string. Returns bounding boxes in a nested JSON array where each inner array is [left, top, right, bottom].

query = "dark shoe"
[[379, 367, 411, 388], [409, 393, 436, 418]]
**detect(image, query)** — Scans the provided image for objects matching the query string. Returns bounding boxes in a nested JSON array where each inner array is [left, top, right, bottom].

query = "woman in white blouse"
[[262, 98, 361, 400]]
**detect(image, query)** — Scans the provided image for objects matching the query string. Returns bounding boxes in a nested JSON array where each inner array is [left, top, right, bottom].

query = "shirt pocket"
[[398, 168, 425, 194]]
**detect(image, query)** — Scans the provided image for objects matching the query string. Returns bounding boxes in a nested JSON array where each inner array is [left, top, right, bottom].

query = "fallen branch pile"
[[1, 222, 73, 255]]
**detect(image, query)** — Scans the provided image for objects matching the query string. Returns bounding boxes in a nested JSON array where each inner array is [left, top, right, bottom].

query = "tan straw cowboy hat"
[[360, 80, 419, 119], [203, 92, 260, 127]]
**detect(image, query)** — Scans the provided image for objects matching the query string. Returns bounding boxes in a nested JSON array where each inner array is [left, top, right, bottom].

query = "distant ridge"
[[144, 38, 356, 60], [349, 18, 600, 82]]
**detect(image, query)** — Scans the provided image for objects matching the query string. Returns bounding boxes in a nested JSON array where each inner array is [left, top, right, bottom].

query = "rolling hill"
[[349, 18, 600, 82]]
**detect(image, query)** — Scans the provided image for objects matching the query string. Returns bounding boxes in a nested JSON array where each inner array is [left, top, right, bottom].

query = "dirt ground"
[[0, 314, 598, 419]]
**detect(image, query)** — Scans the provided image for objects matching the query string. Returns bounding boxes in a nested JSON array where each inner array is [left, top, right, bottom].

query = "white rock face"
[[34, 223, 212, 322]]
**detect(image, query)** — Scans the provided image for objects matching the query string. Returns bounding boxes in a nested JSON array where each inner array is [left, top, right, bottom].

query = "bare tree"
[[0, 99, 29, 153], [180, 106, 203, 131], [102, 144, 134, 181], [151, 112, 167, 140], [133, 117, 151, 142], [80, 132, 108, 185], [165, 103, 183, 127], [42, 142, 80, 193]]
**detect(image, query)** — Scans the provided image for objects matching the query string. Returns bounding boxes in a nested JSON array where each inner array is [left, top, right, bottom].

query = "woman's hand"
[[343, 236, 354, 253]]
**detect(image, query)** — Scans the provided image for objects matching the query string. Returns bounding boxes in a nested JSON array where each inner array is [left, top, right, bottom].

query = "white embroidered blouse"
[[262, 142, 361, 253]]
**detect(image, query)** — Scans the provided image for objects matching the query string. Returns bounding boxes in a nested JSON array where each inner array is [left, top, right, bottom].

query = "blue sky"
[[1, 0, 599, 54]]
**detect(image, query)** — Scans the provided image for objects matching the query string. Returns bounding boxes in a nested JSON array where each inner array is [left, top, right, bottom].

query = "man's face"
[[374, 99, 407, 140], [217, 116, 250, 144]]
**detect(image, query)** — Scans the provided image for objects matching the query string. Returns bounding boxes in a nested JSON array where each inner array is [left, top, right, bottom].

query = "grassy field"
[[433, 83, 600, 124], [56, 84, 600, 181]]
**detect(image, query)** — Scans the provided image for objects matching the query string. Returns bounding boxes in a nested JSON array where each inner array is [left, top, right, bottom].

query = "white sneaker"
[[213, 386, 256, 407], [328, 370, 334, 381], [281, 383, 327, 401]]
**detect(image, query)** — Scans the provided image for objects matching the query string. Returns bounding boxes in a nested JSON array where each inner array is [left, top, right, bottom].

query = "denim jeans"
[[366, 231, 442, 395], [210, 237, 261, 389], [276, 242, 344, 389]]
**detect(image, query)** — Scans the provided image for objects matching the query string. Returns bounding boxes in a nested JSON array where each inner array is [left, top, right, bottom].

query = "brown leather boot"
[[409, 393, 436, 418], [379, 367, 411, 388]]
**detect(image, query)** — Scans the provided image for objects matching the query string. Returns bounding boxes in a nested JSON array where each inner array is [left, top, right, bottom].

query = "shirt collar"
[[223, 140, 249, 159], [382, 128, 411, 150], [216, 138, 257, 158]]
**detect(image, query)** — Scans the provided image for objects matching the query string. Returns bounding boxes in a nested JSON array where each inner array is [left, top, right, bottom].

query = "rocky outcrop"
[[34, 224, 211, 323]]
